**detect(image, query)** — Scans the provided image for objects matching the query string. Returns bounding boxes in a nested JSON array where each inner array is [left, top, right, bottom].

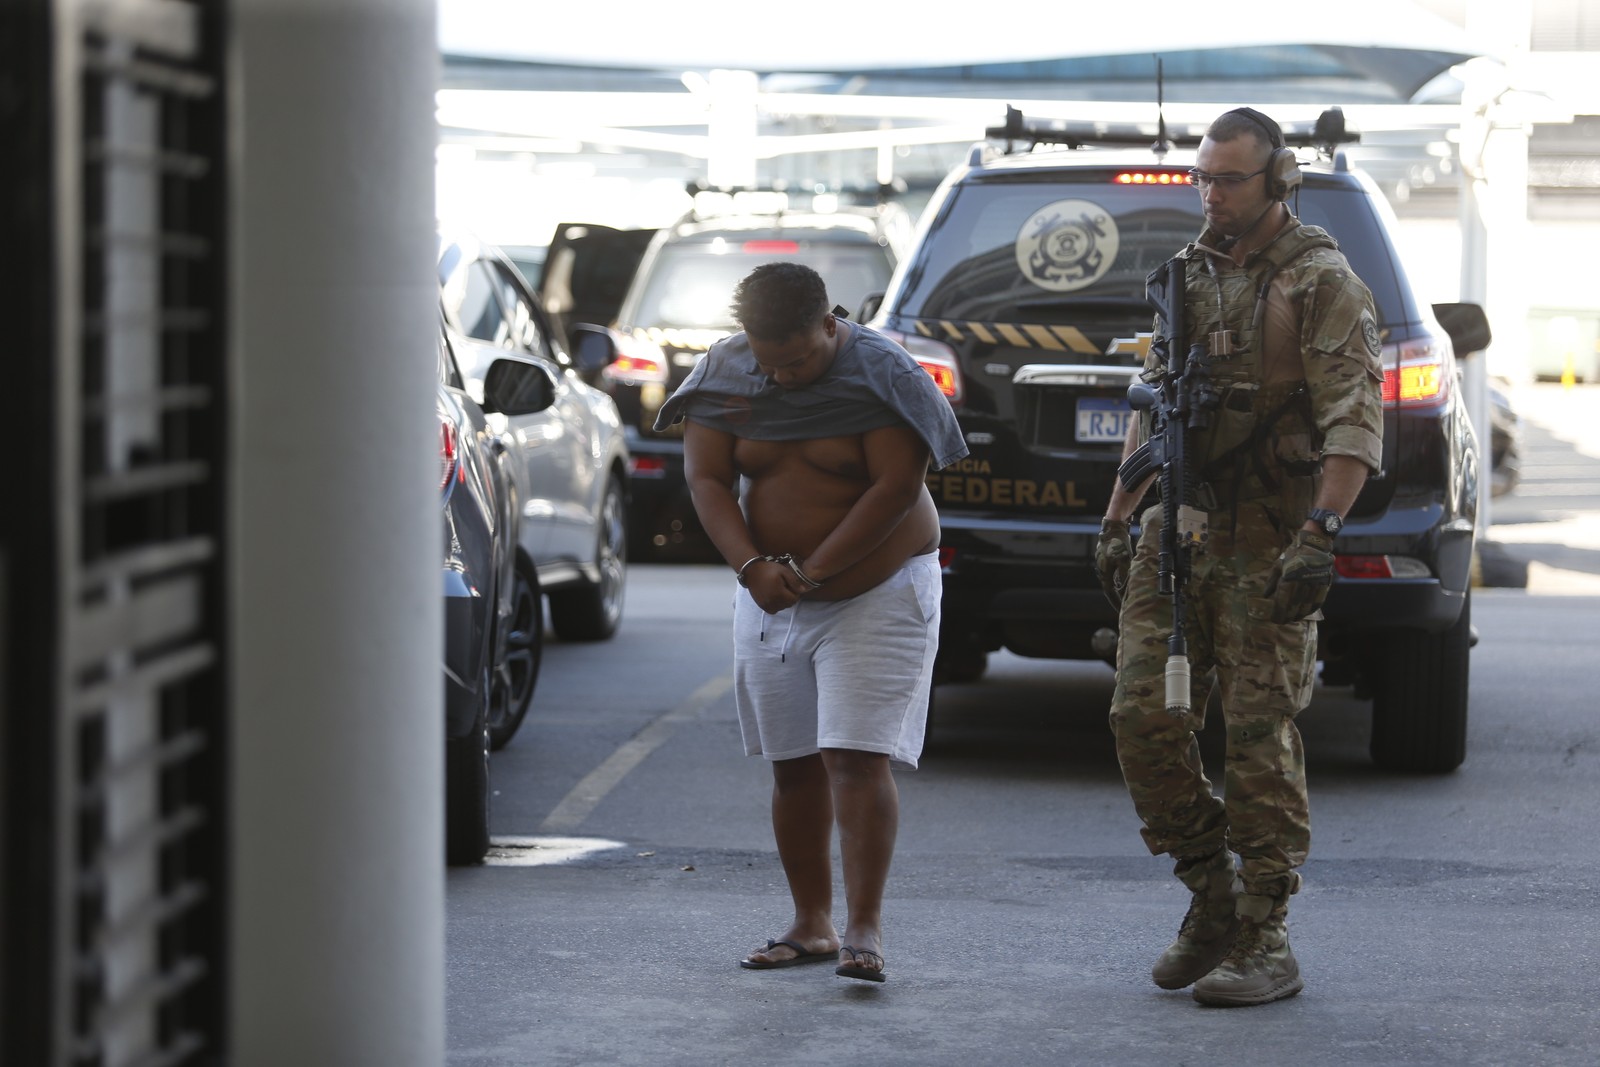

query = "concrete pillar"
[[707, 68, 758, 190], [1460, 0, 1533, 533], [230, 2, 443, 1064]]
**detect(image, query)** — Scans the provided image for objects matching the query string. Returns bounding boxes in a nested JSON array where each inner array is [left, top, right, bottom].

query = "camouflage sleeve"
[[1292, 254, 1384, 473], [1136, 312, 1164, 444], [1144, 310, 1166, 376]]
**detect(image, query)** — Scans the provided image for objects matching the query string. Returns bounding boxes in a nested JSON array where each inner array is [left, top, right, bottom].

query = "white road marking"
[[537, 672, 733, 834], [483, 836, 624, 867]]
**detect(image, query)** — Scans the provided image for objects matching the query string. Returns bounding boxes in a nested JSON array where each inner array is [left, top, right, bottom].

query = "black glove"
[[1095, 519, 1133, 610], [1264, 529, 1336, 623]]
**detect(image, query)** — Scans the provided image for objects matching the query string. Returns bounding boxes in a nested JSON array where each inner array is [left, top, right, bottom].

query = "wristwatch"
[[1307, 508, 1344, 537]]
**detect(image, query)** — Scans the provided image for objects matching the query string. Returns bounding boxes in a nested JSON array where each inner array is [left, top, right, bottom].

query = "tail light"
[[1335, 555, 1432, 579], [602, 331, 669, 385], [439, 416, 460, 503], [1335, 555, 1391, 579], [878, 328, 964, 404], [1382, 327, 1453, 408], [629, 455, 668, 479]]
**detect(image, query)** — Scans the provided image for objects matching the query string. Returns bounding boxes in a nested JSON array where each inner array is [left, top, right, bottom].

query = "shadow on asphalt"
[[921, 654, 1403, 787], [922, 659, 1122, 781]]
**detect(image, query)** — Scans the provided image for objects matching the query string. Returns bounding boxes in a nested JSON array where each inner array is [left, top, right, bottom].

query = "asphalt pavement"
[[447, 383, 1600, 1067]]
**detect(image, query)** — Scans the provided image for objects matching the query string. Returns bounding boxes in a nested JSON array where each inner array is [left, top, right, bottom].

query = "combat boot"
[[1191, 891, 1302, 1007], [1151, 850, 1240, 990]]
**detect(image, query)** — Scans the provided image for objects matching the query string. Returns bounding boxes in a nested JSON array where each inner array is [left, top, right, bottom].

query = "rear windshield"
[[633, 238, 895, 329], [894, 177, 1407, 327]]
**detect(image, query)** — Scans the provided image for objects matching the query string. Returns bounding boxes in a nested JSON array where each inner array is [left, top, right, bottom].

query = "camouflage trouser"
[[1109, 501, 1315, 901]]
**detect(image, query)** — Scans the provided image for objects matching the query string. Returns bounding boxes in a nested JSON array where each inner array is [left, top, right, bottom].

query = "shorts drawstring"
[[778, 606, 798, 662], [758, 607, 799, 661]]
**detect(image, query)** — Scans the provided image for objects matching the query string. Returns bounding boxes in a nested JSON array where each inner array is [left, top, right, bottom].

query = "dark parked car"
[[439, 230, 631, 642], [868, 108, 1489, 773], [553, 193, 911, 558], [1488, 378, 1522, 497], [439, 330, 555, 865]]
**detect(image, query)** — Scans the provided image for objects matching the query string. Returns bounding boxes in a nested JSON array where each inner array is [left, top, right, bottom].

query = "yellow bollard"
[[1561, 352, 1576, 389]]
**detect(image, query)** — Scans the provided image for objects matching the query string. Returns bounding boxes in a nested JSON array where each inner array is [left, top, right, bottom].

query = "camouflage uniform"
[[1110, 217, 1383, 904]]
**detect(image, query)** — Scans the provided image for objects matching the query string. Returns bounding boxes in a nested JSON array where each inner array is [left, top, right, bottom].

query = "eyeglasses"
[[1186, 167, 1267, 190]]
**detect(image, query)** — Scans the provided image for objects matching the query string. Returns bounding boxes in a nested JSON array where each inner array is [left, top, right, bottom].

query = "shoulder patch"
[[1360, 313, 1382, 357]]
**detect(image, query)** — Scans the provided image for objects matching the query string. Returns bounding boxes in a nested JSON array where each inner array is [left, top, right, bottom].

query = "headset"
[[1228, 107, 1301, 202]]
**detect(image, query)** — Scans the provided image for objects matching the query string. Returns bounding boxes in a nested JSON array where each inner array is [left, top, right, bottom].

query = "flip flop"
[[835, 945, 886, 983], [739, 938, 837, 970]]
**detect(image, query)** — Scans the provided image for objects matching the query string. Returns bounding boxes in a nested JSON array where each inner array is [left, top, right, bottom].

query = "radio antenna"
[[1153, 56, 1170, 160]]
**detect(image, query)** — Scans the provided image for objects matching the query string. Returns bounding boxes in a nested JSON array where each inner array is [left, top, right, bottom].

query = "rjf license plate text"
[[1075, 396, 1132, 444]]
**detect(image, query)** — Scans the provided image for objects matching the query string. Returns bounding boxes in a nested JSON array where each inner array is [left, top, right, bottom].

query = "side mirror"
[[856, 291, 885, 323], [1126, 382, 1157, 411], [1432, 302, 1492, 357], [481, 357, 556, 417], [570, 323, 619, 376]]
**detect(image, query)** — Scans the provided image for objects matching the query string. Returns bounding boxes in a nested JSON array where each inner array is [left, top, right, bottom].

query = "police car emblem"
[[1015, 200, 1120, 293]]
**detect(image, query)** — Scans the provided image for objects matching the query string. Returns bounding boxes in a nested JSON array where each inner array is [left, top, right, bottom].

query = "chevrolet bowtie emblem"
[[1106, 332, 1154, 361]]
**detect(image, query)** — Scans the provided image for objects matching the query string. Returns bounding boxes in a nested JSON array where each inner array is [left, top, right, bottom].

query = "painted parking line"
[[483, 836, 625, 867], [537, 671, 734, 834]]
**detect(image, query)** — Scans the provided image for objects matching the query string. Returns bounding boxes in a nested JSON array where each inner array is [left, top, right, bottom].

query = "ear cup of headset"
[[1228, 107, 1301, 201], [1267, 146, 1301, 201]]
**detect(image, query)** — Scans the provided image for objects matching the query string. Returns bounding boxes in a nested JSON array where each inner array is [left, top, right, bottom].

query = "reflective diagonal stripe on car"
[[911, 318, 1100, 354]]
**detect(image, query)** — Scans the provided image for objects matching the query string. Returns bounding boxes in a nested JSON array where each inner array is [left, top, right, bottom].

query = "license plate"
[[1075, 396, 1132, 443]]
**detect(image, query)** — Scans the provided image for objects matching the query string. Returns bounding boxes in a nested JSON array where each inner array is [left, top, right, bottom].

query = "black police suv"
[[866, 109, 1489, 774]]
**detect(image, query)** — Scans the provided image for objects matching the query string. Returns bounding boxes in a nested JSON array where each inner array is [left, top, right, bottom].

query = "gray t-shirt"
[[652, 323, 968, 471]]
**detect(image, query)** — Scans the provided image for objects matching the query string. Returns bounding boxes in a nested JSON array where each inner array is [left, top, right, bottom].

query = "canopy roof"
[[440, 0, 1493, 103]]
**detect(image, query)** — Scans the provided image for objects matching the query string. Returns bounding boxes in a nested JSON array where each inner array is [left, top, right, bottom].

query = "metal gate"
[[3, 1, 230, 1063]]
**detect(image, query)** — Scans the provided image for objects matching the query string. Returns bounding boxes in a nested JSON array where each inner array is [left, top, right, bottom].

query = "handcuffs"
[[735, 553, 825, 591]]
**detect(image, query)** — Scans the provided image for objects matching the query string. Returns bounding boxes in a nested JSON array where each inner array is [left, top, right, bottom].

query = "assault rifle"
[[1117, 255, 1218, 717]]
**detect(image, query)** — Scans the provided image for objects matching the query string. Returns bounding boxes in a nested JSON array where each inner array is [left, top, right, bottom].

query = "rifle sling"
[[1195, 382, 1319, 536]]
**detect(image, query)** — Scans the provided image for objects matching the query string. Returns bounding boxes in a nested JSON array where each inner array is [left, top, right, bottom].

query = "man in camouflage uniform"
[[1096, 108, 1384, 1006]]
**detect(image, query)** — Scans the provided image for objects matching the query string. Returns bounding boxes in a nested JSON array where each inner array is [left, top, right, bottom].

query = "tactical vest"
[[1175, 222, 1338, 524]]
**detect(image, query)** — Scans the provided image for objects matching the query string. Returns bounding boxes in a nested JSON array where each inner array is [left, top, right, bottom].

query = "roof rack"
[[684, 178, 906, 207], [985, 106, 1360, 159]]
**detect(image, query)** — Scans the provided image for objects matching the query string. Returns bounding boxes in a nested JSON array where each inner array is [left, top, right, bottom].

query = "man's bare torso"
[[735, 433, 940, 600]]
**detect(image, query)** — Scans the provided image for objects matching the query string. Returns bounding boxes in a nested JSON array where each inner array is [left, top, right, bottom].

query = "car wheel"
[[488, 556, 542, 750], [1368, 591, 1470, 774], [445, 668, 492, 865], [549, 472, 627, 641]]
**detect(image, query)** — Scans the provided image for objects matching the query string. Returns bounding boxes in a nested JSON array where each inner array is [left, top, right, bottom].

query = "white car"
[[438, 230, 630, 648]]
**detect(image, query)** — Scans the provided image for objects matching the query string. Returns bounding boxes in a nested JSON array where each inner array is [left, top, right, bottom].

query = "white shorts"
[[731, 552, 941, 770]]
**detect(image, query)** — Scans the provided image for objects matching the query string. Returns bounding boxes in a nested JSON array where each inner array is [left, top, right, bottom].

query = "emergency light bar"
[[988, 106, 1358, 157]]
